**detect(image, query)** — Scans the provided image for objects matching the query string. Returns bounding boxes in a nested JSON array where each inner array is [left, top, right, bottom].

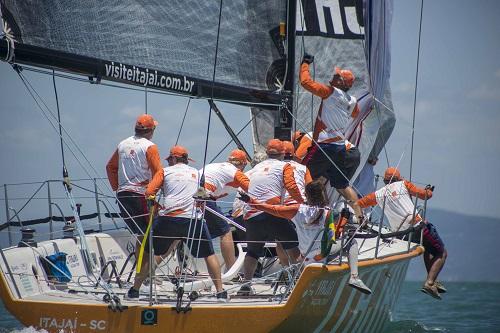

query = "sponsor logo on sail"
[[297, 0, 364, 39], [104, 62, 196, 94]]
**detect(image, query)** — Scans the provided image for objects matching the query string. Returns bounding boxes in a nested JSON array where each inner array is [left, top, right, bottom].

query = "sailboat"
[[0, 0, 425, 332]]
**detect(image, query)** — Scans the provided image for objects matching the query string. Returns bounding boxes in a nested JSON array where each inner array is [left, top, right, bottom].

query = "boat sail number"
[[297, 0, 365, 39]]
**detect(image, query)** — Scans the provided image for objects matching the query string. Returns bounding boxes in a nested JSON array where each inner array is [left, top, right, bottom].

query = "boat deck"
[[1, 228, 418, 308]]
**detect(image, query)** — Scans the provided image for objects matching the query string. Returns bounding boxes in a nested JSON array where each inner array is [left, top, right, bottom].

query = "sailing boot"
[[348, 276, 372, 295]]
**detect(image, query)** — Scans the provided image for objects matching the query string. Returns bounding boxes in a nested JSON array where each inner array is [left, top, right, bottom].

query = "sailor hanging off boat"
[[238, 180, 372, 294], [237, 139, 304, 296], [128, 145, 228, 302], [200, 149, 250, 271], [353, 167, 447, 300], [299, 54, 364, 220], [105, 114, 163, 268]]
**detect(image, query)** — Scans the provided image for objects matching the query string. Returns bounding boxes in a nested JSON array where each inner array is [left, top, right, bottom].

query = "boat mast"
[[275, 0, 297, 140]]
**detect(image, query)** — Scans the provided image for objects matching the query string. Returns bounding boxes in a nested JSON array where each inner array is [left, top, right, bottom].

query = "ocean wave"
[[1, 327, 53, 333], [384, 319, 448, 333]]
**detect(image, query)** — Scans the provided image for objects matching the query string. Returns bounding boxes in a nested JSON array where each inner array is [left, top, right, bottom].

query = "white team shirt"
[[317, 87, 357, 146], [117, 136, 155, 194], [290, 205, 329, 259], [159, 163, 201, 219], [244, 159, 289, 219], [374, 181, 420, 232], [200, 162, 239, 197]]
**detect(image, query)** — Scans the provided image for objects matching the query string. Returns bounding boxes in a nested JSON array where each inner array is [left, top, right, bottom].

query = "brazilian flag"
[[320, 211, 337, 258]]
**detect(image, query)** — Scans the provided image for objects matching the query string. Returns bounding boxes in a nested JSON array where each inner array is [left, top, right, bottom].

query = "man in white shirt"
[[106, 114, 163, 262], [201, 149, 250, 271], [128, 146, 227, 301]]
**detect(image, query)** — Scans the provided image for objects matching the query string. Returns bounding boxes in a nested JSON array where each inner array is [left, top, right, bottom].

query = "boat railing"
[[1, 178, 118, 247]]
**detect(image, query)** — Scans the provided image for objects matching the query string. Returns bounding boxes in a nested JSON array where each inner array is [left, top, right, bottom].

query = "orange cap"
[[282, 141, 295, 155], [266, 139, 284, 155], [135, 114, 158, 130], [335, 67, 355, 87], [166, 145, 195, 162], [384, 167, 401, 181], [228, 149, 248, 163]]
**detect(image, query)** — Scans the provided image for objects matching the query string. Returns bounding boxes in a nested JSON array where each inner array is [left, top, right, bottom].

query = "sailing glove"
[[302, 53, 314, 64], [237, 191, 251, 203]]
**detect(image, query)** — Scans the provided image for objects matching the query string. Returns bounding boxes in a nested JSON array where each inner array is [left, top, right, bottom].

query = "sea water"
[[1, 281, 499, 332]]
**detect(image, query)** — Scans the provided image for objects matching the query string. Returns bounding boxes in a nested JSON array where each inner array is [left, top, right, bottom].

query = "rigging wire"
[[175, 98, 192, 145], [52, 70, 66, 172], [409, 0, 425, 181], [209, 111, 258, 163], [200, 0, 224, 185]]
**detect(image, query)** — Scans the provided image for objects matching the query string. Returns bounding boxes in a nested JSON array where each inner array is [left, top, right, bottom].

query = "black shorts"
[[412, 222, 445, 257], [204, 201, 231, 238], [117, 191, 148, 234], [152, 216, 214, 258], [305, 144, 360, 189], [245, 212, 298, 259]]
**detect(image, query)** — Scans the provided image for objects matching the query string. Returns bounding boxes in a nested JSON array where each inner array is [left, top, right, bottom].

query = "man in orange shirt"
[[354, 167, 447, 299], [106, 114, 163, 259], [299, 54, 363, 219]]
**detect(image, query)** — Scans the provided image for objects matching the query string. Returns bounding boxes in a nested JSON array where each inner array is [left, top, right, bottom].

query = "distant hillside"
[[405, 208, 500, 282]]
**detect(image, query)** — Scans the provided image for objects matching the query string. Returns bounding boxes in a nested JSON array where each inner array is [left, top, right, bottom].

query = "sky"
[[1, 0, 500, 232]]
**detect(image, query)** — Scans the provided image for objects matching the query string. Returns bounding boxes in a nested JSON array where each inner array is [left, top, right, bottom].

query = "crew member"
[[354, 167, 447, 299], [106, 114, 163, 263], [237, 139, 304, 296], [201, 149, 250, 271], [299, 54, 363, 218], [239, 180, 372, 294], [128, 145, 227, 301]]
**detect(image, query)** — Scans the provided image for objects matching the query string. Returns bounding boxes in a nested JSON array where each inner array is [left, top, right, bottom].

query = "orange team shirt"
[[295, 133, 313, 162], [106, 136, 163, 194]]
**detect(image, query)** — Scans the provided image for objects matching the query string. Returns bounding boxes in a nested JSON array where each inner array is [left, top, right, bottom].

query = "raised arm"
[[404, 180, 433, 200], [299, 63, 333, 99]]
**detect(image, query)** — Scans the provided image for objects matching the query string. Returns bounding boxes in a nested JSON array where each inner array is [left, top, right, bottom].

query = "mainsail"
[[0, 0, 290, 106]]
